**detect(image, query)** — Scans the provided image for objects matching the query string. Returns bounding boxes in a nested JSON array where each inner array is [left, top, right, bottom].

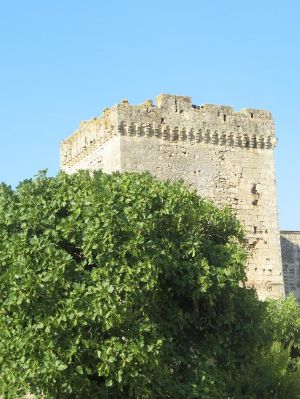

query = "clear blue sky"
[[0, 0, 299, 229]]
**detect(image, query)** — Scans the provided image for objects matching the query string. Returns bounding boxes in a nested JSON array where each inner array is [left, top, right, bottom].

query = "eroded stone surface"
[[60, 94, 284, 300], [280, 231, 300, 299]]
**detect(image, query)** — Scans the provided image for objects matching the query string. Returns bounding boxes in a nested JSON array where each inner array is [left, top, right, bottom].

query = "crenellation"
[[61, 94, 277, 173]]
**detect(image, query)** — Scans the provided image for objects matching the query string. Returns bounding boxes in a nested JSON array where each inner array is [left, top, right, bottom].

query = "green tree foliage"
[[0, 171, 298, 398], [230, 294, 300, 399], [267, 294, 300, 359]]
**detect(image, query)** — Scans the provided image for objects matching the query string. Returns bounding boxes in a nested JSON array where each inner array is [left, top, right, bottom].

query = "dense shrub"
[[0, 171, 299, 398]]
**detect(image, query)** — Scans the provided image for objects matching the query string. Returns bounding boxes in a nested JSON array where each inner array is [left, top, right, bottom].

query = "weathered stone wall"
[[60, 94, 284, 299], [280, 231, 300, 299]]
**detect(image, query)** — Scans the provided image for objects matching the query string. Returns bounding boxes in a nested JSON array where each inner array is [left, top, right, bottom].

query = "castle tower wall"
[[60, 94, 284, 299], [280, 231, 300, 299]]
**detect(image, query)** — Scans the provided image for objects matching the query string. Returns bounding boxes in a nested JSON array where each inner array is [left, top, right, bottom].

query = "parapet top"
[[114, 93, 273, 121], [61, 94, 277, 166], [63, 94, 275, 141]]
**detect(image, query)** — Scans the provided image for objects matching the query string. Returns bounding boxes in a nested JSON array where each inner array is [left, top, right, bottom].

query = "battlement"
[[61, 94, 277, 169]]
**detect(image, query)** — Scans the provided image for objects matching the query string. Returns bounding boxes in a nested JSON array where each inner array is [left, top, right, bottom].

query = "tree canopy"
[[0, 171, 299, 398]]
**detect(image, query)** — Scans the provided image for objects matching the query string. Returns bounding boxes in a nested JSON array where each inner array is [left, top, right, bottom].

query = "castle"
[[60, 94, 299, 300]]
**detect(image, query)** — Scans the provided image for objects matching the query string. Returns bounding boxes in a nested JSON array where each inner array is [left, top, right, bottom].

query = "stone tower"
[[60, 94, 284, 299]]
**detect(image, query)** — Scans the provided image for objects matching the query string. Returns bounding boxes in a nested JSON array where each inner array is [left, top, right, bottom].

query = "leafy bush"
[[228, 295, 300, 399], [0, 171, 299, 398], [267, 294, 300, 359]]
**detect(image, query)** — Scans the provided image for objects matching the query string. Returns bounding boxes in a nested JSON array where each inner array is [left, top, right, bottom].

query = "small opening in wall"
[[179, 110, 184, 114], [161, 118, 165, 123], [250, 112, 254, 118], [223, 114, 227, 122], [254, 226, 257, 234], [252, 199, 258, 206], [251, 184, 257, 194]]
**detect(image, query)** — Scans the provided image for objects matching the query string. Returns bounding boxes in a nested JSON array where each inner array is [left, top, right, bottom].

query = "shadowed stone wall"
[[280, 231, 300, 299]]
